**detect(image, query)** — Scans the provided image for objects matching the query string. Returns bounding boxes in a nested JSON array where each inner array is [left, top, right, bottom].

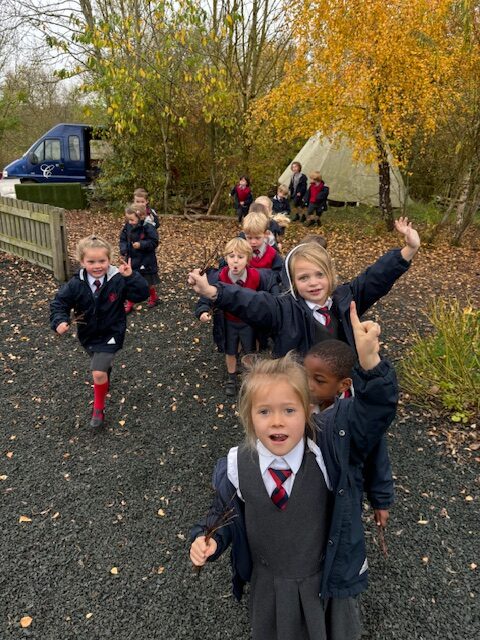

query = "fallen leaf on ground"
[[20, 616, 32, 628], [19, 515, 32, 523]]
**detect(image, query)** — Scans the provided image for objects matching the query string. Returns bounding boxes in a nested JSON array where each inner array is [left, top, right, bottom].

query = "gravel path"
[[0, 228, 478, 639]]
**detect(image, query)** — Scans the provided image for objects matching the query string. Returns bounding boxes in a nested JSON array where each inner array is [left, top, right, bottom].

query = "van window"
[[32, 139, 61, 163], [68, 135, 81, 161], [45, 139, 61, 161]]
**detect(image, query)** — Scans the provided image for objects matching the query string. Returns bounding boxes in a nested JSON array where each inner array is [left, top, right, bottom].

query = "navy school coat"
[[50, 266, 149, 352], [119, 220, 159, 275]]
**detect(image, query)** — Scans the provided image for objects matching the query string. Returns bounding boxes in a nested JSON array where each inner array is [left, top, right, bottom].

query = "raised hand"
[[199, 312, 212, 323], [119, 257, 133, 277], [350, 301, 381, 371], [187, 269, 218, 299], [56, 322, 70, 335], [395, 217, 421, 261], [190, 535, 218, 567]]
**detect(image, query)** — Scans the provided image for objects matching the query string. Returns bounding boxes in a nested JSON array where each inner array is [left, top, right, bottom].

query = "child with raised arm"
[[304, 340, 394, 529], [196, 237, 279, 397], [120, 205, 160, 312], [190, 304, 398, 640], [50, 236, 149, 428], [188, 217, 420, 357]]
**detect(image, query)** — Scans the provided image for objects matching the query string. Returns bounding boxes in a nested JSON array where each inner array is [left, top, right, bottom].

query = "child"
[[242, 211, 284, 272], [120, 205, 160, 312], [190, 303, 398, 640], [133, 187, 159, 228], [188, 217, 420, 357], [50, 236, 149, 428], [271, 183, 291, 216], [289, 161, 308, 221], [230, 176, 253, 224], [196, 238, 279, 397], [304, 340, 393, 529], [255, 195, 290, 252], [303, 172, 329, 226]]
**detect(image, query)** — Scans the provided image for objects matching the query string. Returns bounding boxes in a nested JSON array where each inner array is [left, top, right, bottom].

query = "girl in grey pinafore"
[[238, 445, 361, 640]]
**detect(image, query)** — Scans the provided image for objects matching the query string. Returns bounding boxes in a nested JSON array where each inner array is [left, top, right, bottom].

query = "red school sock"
[[149, 286, 158, 302], [93, 381, 109, 411]]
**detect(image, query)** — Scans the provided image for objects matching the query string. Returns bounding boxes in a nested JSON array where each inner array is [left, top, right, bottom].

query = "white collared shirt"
[[228, 269, 247, 284], [87, 273, 105, 295], [252, 240, 267, 259], [227, 437, 332, 501], [306, 297, 333, 326]]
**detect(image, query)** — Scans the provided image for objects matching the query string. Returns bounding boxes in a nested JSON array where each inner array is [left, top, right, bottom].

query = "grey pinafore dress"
[[237, 446, 362, 640]]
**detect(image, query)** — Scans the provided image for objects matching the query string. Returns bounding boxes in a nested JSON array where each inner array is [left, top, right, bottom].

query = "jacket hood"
[[283, 243, 309, 300]]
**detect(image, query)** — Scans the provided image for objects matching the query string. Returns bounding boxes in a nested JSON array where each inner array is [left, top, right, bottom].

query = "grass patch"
[[400, 298, 480, 423]]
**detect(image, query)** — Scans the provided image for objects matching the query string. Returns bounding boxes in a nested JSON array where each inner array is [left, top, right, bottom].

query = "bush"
[[400, 298, 479, 422], [15, 182, 87, 209]]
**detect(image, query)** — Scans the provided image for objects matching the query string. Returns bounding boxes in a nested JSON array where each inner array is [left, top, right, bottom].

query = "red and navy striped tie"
[[269, 468, 293, 510], [316, 305, 334, 333]]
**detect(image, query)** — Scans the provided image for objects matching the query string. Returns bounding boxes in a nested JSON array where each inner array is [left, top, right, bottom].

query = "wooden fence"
[[0, 196, 69, 281]]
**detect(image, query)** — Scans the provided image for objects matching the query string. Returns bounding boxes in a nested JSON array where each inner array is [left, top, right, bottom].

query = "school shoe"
[[124, 300, 135, 314], [225, 374, 237, 397], [147, 291, 160, 308], [90, 408, 105, 429]]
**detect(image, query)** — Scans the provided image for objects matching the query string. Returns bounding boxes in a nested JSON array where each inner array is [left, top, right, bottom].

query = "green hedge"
[[15, 182, 87, 209]]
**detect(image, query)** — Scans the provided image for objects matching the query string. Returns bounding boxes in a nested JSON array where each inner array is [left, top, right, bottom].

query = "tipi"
[[278, 134, 407, 208]]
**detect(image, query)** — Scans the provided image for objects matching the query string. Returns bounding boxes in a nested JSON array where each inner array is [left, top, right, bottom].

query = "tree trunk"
[[451, 179, 480, 246], [374, 127, 394, 230], [160, 120, 170, 215]]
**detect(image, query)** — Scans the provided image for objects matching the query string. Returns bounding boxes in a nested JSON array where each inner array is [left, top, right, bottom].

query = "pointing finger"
[[349, 301, 361, 328]]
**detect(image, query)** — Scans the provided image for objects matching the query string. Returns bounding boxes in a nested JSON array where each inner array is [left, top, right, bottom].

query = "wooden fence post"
[[49, 207, 68, 282]]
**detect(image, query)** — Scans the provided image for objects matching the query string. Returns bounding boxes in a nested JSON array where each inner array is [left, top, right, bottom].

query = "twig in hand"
[[71, 311, 87, 326], [198, 238, 227, 275], [376, 525, 388, 558], [193, 492, 238, 576]]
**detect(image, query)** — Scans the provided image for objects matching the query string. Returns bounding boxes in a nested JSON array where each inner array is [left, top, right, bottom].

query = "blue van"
[[2, 123, 107, 184]]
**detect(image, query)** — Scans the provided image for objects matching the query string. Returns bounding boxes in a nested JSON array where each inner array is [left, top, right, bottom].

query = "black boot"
[[225, 373, 237, 397]]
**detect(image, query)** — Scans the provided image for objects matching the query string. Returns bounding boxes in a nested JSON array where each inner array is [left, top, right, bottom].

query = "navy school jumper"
[[190, 358, 398, 601], [50, 266, 149, 352]]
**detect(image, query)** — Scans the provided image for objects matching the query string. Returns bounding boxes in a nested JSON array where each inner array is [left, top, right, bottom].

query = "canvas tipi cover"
[[278, 134, 407, 207]]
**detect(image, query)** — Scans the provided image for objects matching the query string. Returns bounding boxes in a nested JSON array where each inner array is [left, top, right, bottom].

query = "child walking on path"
[[195, 238, 279, 397], [188, 217, 420, 357], [133, 187, 159, 228], [304, 340, 394, 529], [230, 176, 253, 223], [190, 303, 398, 640], [120, 205, 160, 311], [242, 211, 284, 272], [50, 236, 149, 428], [303, 172, 329, 226], [289, 161, 308, 220]]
